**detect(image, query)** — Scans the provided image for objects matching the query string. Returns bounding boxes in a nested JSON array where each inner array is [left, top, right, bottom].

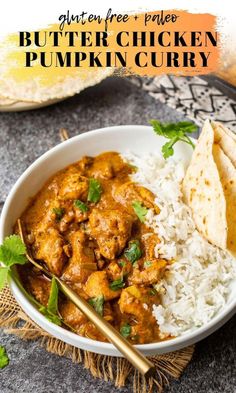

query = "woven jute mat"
[[0, 286, 194, 392]]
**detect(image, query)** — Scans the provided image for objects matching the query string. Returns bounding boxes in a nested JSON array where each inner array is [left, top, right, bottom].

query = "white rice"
[[122, 152, 236, 337]]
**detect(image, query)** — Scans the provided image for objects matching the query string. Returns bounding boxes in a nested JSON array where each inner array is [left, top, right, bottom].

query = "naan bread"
[[213, 144, 236, 256], [213, 121, 236, 168], [182, 120, 227, 249], [0, 69, 113, 103]]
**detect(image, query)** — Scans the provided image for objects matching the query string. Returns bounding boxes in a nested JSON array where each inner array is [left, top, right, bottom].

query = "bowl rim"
[[0, 124, 235, 355]]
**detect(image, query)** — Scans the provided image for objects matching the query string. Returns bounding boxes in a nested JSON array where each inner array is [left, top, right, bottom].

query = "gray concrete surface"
[[0, 76, 235, 392]]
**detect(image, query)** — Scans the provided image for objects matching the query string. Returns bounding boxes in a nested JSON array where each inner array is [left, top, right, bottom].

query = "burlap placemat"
[[0, 285, 194, 392]]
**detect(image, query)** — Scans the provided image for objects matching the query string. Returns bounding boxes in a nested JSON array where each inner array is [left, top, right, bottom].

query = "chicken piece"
[[77, 321, 108, 341], [128, 259, 167, 285], [88, 152, 127, 179], [34, 226, 67, 276], [89, 209, 134, 259], [129, 322, 158, 344], [84, 271, 120, 300], [74, 207, 89, 223], [77, 156, 94, 173], [94, 248, 105, 269], [89, 158, 114, 179], [59, 210, 75, 232], [60, 300, 88, 329], [113, 182, 159, 215], [106, 260, 122, 281], [35, 198, 68, 232], [106, 260, 132, 281], [62, 231, 97, 283], [59, 173, 89, 201], [27, 275, 51, 306], [119, 285, 160, 343], [142, 233, 160, 259], [119, 286, 150, 321]]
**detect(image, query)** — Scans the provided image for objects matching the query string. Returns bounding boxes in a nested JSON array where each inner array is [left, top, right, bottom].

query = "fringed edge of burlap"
[[0, 286, 195, 392]]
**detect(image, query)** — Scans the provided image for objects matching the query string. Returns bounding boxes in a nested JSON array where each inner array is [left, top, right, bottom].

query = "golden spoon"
[[17, 219, 155, 378]]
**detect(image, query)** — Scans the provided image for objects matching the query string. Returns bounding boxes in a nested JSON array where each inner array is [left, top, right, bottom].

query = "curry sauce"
[[17, 152, 168, 344]]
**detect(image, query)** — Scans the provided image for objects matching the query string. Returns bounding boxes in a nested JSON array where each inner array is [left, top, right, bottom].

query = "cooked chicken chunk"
[[142, 233, 160, 259], [106, 260, 132, 281], [34, 227, 67, 276], [58, 210, 75, 232], [27, 275, 51, 306], [77, 321, 108, 341], [62, 231, 97, 283], [128, 259, 167, 285], [89, 209, 134, 259], [88, 152, 127, 179], [119, 285, 159, 343], [113, 182, 159, 214], [59, 173, 89, 201], [77, 156, 94, 173], [119, 286, 150, 320], [84, 271, 120, 300], [60, 300, 88, 329]]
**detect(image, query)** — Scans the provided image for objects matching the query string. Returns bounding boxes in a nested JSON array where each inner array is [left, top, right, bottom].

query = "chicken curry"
[[17, 152, 168, 344]]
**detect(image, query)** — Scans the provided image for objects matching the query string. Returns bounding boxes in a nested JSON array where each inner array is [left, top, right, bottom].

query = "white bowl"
[[0, 125, 235, 357]]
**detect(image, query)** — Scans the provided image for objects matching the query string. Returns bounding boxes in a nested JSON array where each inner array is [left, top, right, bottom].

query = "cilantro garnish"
[[39, 276, 61, 326], [132, 201, 148, 223], [88, 295, 104, 316], [144, 260, 152, 268], [87, 178, 102, 203], [0, 236, 65, 329], [110, 277, 125, 291], [0, 235, 27, 290], [118, 260, 126, 268], [74, 199, 88, 213], [52, 207, 65, 221], [0, 346, 9, 369], [150, 120, 197, 159], [124, 240, 142, 264], [120, 323, 131, 338], [0, 235, 27, 267], [149, 288, 157, 296]]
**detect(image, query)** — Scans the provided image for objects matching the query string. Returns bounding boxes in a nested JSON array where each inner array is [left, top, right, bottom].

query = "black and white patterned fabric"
[[132, 75, 236, 131]]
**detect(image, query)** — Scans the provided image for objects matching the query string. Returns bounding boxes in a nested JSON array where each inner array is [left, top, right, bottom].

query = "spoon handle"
[[55, 277, 155, 378]]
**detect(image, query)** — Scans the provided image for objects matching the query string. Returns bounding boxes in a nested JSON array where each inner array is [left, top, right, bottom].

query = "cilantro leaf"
[[0, 267, 9, 291], [74, 199, 88, 213], [39, 305, 62, 326], [47, 276, 59, 315], [15, 273, 64, 328], [149, 288, 157, 296], [52, 207, 65, 221], [150, 120, 197, 159], [0, 346, 9, 369], [0, 237, 63, 328], [120, 323, 131, 338], [0, 235, 27, 267], [87, 178, 102, 203], [118, 260, 126, 268], [88, 295, 104, 316], [39, 277, 61, 326], [124, 240, 142, 264], [110, 277, 125, 291], [132, 201, 148, 223], [144, 261, 152, 268], [162, 138, 177, 159]]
